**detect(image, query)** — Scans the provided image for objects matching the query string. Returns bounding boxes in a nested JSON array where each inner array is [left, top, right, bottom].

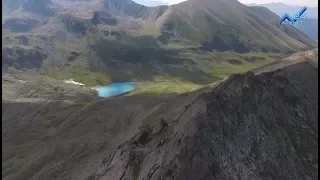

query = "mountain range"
[[1, 0, 317, 88], [246, 2, 318, 41], [2, 0, 316, 50], [2, 0, 318, 179], [246, 3, 318, 19]]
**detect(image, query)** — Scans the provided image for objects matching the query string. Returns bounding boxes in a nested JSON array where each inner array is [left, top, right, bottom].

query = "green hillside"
[[154, 0, 316, 53], [101, 0, 316, 54], [2, 0, 317, 94]]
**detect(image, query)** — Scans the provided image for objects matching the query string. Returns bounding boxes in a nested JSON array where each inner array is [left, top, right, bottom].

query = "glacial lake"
[[93, 82, 136, 98]]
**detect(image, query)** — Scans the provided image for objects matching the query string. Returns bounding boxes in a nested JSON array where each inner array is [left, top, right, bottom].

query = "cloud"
[[160, 0, 317, 7], [160, 0, 184, 4]]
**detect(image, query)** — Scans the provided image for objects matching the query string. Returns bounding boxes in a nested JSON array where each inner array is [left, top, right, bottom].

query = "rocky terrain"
[[2, 70, 97, 101], [253, 48, 318, 74], [2, 51, 318, 180]]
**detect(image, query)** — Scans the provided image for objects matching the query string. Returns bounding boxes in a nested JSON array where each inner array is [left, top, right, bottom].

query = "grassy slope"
[[152, 0, 316, 53], [101, 0, 316, 53], [43, 31, 283, 95], [3, 23, 284, 95]]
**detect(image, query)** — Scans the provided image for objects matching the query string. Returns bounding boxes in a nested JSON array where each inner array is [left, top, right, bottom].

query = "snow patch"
[[64, 79, 85, 86]]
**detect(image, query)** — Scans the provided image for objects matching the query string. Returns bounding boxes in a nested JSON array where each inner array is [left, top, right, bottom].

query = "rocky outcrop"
[[57, 13, 87, 36], [91, 11, 118, 25], [88, 61, 318, 180]]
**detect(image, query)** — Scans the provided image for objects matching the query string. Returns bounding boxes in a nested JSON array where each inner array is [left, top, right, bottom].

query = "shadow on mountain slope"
[[86, 35, 215, 84]]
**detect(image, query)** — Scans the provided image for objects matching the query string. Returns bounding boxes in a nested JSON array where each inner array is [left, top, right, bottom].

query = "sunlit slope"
[[150, 0, 317, 53]]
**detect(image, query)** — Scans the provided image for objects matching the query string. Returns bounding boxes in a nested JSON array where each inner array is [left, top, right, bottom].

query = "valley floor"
[[3, 49, 317, 100]]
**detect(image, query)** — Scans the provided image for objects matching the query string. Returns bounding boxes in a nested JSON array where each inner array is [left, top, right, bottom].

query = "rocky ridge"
[[2, 58, 318, 180]]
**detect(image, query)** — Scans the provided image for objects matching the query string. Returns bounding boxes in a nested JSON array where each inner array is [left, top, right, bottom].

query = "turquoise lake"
[[93, 82, 136, 97]]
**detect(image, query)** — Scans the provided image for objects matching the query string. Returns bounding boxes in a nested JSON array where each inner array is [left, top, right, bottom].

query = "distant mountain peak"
[[245, 2, 318, 40], [2, 0, 317, 53]]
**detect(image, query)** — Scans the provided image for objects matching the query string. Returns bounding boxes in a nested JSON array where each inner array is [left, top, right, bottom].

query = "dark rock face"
[[67, 51, 81, 62], [92, 11, 118, 25], [2, 46, 48, 69], [2, 62, 318, 180], [58, 14, 87, 36]]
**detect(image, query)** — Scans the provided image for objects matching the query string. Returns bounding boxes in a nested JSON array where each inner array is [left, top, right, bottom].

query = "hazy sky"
[[160, 0, 318, 7]]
